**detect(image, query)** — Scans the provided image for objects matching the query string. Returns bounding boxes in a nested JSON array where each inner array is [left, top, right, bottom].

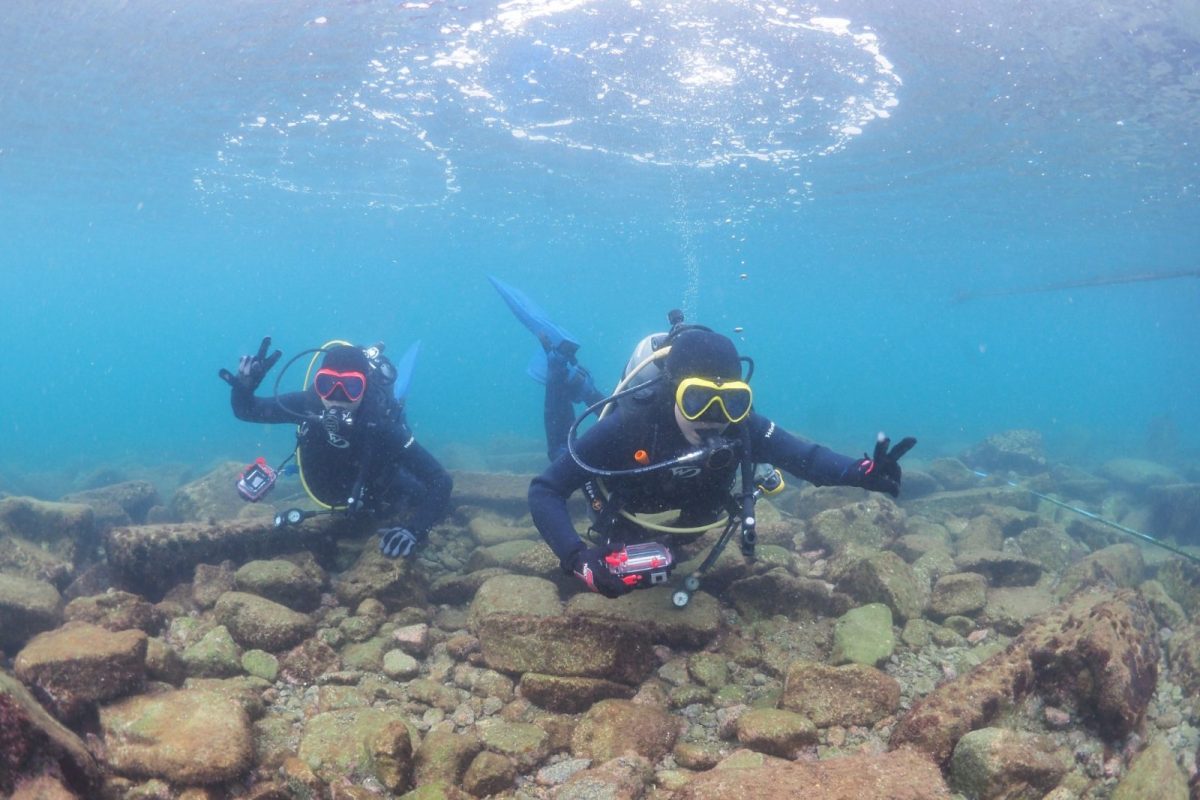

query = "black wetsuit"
[[231, 386, 452, 537], [529, 395, 868, 568]]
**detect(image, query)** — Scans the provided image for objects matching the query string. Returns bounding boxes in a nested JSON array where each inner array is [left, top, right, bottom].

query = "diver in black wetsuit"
[[220, 338, 452, 559], [528, 327, 916, 598]]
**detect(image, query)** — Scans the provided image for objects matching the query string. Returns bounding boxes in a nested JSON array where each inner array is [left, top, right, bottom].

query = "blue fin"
[[526, 349, 548, 385], [393, 340, 421, 400], [488, 275, 580, 357]]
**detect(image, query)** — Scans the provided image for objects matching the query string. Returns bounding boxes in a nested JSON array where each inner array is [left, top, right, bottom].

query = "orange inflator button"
[[633, 449, 650, 465]]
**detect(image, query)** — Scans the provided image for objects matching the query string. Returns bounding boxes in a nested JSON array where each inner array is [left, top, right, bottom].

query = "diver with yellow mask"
[[220, 337, 452, 559], [527, 324, 916, 600]]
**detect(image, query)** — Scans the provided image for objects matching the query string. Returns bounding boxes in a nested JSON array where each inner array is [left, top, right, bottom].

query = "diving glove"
[[220, 336, 282, 392], [379, 527, 422, 559], [849, 433, 917, 498], [569, 544, 633, 599]]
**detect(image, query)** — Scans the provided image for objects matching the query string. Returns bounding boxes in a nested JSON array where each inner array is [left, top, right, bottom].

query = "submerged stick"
[[954, 268, 1200, 303]]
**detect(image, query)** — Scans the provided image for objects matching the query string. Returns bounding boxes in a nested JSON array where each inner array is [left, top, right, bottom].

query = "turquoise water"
[[1, 0, 1197, 486]]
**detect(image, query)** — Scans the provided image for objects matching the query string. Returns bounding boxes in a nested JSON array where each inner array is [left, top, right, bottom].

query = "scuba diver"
[[219, 337, 453, 559], [490, 278, 916, 602]]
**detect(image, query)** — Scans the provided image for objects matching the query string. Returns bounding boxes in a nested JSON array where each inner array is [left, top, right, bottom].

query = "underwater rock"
[[449, 470, 539, 516], [953, 550, 1043, 588], [167, 461, 251, 522], [213, 591, 314, 652], [465, 510, 537, 546], [298, 707, 414, 792], [806, 495, 906, 553], [830, 603, 895, 667], [233, 557, 325, 612], [907, 487, 1036, 517], [570, 699, 680, 762], [0, 497, 95, 547], [926, 458, 980, 491], [63, 589, 163, 634], [0, 574, 64, 651], [1167, 624, 1200, 698], [0, 671, 99, 796], [830, 549, 928, 623], [105, 517, 337, 597], [960, 429, 1046, 475], [62, 479, 160, 528], [556, 754, 653, 799], [948, 727, 1067, 800], [735, 708, 817, 757], [773, 485, 863, 520], [1111, 737, 1189, 800], [0, 536, 75, 589], [413, 729, 483, 787], [565, 587, 722, 649], [1098, 458, 1183, 490], [333, 546, 426, 611], [181, 625, 242, 679], [100, 689, 253, 785], [891, 587, 1158, 765], [462, 750, 516, 796], [13, 621, 147, 719], [781, 661, 901, 728], [929, 572, 988, 619], [1054, 542, 1144, 599], [1148, 483, 1200, 545], [517, 673, 636, 714], [677, 746, 950, 799], [980, 585, 1056, 636]]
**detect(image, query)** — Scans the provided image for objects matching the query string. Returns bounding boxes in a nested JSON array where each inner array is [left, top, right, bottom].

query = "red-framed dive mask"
[[314, 368, 367, 402]]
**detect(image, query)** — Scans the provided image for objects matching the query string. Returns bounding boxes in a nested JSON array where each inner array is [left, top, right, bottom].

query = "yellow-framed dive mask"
[[675, 377, 753, 424]]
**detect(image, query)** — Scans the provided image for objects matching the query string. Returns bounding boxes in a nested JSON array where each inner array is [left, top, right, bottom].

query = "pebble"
[[535, 758, 592, 786]]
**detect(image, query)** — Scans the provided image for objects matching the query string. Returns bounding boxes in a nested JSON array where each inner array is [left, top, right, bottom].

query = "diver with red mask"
[[221, 337, 452, 559]]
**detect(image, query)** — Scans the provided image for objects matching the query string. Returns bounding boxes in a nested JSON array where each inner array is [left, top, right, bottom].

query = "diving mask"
[[314, 368, 367, 403], [675, 377, 753, 424]]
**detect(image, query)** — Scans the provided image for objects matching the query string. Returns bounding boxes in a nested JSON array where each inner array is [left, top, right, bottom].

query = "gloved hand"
[[219, 336, 282, 392], [379, 527, 422, 559], [569, 544, 633, 599], [850, 433, 917, 498]]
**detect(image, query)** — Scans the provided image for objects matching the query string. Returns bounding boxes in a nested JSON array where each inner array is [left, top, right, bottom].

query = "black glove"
[[569, 544, 633, 599], [379, 527, 422, 559], [219, 337, 282, 392], [850, 434, 917, 498]]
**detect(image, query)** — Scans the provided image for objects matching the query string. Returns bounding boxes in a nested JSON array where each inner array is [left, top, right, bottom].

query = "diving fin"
[[393, 340, 421, 401], [488, 275, 581, 358], [526, 349, 549, 385]]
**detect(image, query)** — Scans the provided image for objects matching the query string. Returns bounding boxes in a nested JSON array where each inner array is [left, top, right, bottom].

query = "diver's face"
[[674, 403, 729, 445]]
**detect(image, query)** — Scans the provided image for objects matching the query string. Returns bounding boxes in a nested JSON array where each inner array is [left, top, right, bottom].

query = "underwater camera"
[[604, 542, 675, 588], [236, 457, 277, 502]]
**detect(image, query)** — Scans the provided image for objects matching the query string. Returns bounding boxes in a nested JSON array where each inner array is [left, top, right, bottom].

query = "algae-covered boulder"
[[62, 480, 160, 527], [953, 551, 1042, 588], [0, 536, 75, 587], [63, 590, 163, 634], [566, 587, 721, 649], [168, 461, 249, 522], [677, 747, 951, 799], [477, 720, 550, 770], [0, 671, 100, 795], [1148, 483, 1200, 545], [0, 496, 95, 545], [1098, 458, 1182, 489], [735, 708, 817, 757], [413, 729, 483, 787], [181, 625, 243, 678], [100, 689, 253, 784], [949, 727, 1067, 800], [807, 496, 906, 553], [334, 546, 425, 611], [929, 572, 988, 619], [1111, 737, 1189, 800], [726, 569, 851, 621], [298, 707, 414, 792], [831, 603, 895, 667], [571, 699, 680, 762], [234, 557, 324, 611], [13, 621, 147, 719], [0, 574, 63, 650], [830, 550, 927, 623], [213, 591, 314, 652], [960, 429, 1046, 474], [781, 661, 901, 727], [518, 673, 636, 713]]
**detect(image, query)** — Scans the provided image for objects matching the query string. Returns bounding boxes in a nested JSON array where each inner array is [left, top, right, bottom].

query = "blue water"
[[1, 0, 1197, 490]]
